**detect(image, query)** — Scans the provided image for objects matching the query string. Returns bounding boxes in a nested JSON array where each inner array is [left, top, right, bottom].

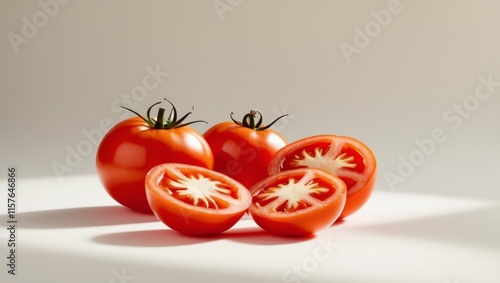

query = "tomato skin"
[[248, 168, 346, 237], [268, 135, 376, 219], [203, 121, 287, 190], [340, 168, 376, 218], [145, 163, 252, 235], [96, 117, 214, 212]]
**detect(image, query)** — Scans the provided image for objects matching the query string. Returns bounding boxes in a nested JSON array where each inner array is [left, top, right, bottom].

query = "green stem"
[[231, 110, 288, 131], [154, 108, 166, 129], [121, 99, 206, 129]]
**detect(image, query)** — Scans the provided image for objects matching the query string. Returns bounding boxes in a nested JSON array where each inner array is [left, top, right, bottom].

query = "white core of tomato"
[[257, 170, 328, 211], [169, 173, 234, 209], [291, 140, 356, 175]]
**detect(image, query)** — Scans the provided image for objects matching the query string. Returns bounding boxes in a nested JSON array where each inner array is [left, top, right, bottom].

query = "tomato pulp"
[[146, 163, 252, 235], [248, 168, 346, 236], [268, 135, 376, 219]]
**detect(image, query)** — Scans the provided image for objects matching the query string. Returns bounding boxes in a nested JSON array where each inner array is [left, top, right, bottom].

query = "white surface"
[[1, 0, 500, 199], [1, 174, 499, 283]]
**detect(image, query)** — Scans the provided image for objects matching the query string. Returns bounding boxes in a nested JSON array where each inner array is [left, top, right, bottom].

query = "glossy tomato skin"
[[145, 163, 252, 235], [248, 168, 347, 237], [203, 121, 287, 190], [341, 168, 376, 218], [268, 135, 376, 219], [96, 117, 214, 212]]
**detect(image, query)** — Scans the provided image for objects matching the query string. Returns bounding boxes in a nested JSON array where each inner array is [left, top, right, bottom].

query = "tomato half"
[[203, 110, 287, 190], [145, 163, 252, 235], [248, 168, 346, 236], [268, 135, 376, 219], [96, 100, 214, 212]]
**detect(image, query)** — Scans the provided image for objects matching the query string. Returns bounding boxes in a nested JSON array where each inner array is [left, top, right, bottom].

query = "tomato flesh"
[[146, 163, 252, 235], [269, 135, 376, 219], [248, 168, 346, 236]]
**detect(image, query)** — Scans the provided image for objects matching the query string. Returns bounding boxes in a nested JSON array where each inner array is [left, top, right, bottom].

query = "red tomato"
[[268, 135, 376, 219], [96, 100, 214, 212], [248, 168, 346, 236], [203, 110, 287, 190], [145, 163, 252, 235]]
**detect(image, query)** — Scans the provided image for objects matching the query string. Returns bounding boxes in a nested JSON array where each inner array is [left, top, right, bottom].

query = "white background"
[[1, 1, 500, 196]]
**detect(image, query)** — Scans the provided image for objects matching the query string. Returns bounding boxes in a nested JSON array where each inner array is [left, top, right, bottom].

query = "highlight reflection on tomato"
[[96, 100, 214, 212]]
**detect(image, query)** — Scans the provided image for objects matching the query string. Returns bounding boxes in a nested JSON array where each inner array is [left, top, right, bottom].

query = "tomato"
[[96, 100, 214, 213], [268, 135, 376, 219], [248, 168, 346, 236], [203, 110, 287, 190], [145, 163, 252, 235]]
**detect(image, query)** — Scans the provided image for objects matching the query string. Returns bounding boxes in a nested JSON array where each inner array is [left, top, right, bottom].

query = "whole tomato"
[[203, 110, 287, 189], [96, 99, 214, 212]]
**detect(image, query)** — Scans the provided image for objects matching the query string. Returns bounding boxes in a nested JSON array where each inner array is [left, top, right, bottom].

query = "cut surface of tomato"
[[146, 163, 251, 235], [268, 135, 376, 219], [248, 168, 346, 236]]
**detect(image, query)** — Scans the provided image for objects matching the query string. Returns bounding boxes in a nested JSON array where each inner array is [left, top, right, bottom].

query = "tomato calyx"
[[230, 110, 288, 131], [122, 99, 206, 129]]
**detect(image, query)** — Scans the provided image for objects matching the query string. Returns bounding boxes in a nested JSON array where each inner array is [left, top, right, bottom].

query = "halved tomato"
[[145, 163, 252, 235], [248, 168, 346, 236], [268, 135, 376, 219]]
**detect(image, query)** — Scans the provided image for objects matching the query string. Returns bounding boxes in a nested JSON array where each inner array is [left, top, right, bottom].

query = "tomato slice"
[[145, 163, 252, 235], [268, 135, 377, 219], [248, 168, 346, 236]]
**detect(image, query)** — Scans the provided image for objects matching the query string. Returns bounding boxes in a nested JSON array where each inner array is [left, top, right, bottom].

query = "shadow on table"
[[0, 206, 158, 229], [350, 203, 500, 251], [92, 226, 315, 247]]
